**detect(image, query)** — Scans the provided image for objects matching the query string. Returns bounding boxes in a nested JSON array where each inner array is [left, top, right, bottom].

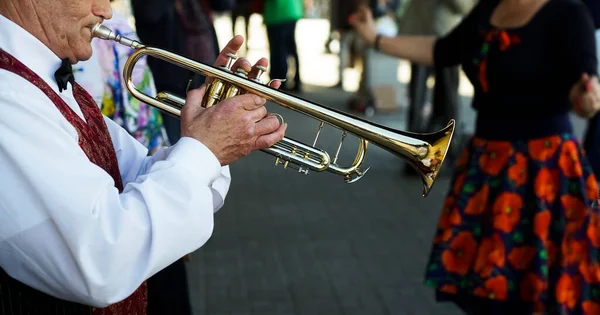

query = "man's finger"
[[254, 114, 282, 136], [214, 35, 245, 68], [230, 57, 253, 75], [234, 93, 267, 111], [268, 79, 283, 90], [182, 85, 207, 118], [247, 106, 268, 122], [248, 58, 270, 82], [253, 123, 288, 150]]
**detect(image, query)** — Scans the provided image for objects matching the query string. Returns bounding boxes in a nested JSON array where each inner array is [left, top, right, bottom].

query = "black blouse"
[[434, 0, 597, 120]]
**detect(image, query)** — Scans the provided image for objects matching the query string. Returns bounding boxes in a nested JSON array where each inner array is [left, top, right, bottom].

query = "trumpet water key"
[[91, 24, 456, 197]]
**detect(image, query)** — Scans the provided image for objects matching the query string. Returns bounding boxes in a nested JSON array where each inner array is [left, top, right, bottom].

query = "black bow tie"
[[54, 58, 74, 93]]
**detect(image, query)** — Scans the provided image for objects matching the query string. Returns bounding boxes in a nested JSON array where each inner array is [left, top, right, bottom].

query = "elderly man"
[[0, 0, 286, 313]]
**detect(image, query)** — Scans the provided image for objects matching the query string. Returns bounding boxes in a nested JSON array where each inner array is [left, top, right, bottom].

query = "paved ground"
[[174, 14, 590, 315], [185, 84, 465, 315]]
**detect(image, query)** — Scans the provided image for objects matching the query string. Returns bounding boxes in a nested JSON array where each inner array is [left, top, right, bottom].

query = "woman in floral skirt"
[[350, 0, 600, 313]]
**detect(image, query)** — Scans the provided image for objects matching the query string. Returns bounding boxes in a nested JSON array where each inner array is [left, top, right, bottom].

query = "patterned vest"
[[0, 49, 147, 315]]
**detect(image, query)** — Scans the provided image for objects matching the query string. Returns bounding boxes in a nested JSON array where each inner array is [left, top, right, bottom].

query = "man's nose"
[[93, 0, 113, 20]]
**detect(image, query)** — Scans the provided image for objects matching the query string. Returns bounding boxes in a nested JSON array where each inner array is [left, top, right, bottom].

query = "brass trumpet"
[[91, 24, 455, 197]]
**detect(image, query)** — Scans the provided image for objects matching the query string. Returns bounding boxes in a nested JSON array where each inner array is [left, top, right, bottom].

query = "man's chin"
[[75, 46, 94, 63]]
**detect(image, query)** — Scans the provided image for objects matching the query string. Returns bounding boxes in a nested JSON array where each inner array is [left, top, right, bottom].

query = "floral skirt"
[[424, 133, 600, 315]]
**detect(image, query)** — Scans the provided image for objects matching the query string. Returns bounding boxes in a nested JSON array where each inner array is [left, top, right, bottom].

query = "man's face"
[[34, 0, 112, 62]]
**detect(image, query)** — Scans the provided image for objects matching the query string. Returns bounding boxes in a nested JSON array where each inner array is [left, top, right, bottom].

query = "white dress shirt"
[[0, 14, 231, 307]]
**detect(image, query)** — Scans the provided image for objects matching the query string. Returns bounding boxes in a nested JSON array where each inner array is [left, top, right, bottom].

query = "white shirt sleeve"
[[0, 75, 231, 307]]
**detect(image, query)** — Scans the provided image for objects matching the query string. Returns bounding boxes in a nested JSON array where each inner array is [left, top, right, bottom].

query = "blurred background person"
[[131, 1, 225, 314], [397, 0, 476, 177], [131, 0, 223, 145], [351, 0, 600, 313], [231, 0, 253, 52], [73, 7, 169, 155], [347, 0, 401, 113], [326, 0, 361, 88], [263, 0, 304, 92], [399, 0, 475, 133]]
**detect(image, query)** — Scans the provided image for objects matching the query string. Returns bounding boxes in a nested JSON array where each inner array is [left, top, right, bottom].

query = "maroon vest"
[[0, 49, 147, 315]]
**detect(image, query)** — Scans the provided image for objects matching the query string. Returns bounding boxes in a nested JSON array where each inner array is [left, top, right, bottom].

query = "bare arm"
[[375, 35, 437, 66], [444, 0, 476, 15], [349, 5, 436, 66]]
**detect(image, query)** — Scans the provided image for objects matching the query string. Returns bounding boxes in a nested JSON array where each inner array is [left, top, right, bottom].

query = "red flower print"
[[534, 210, 551, 241], [583, 301, 600, 315], [483, 30, 521, 51], [534, 168, 560, 203], [508, 246, 536, 270], [453, 172, 466, 196], [473, 138, 486, 148], [492, 193, 523, 233], [479, 59, 489, 93], [456, 149, 469, 168], [587, 212, 600, 248], [579, 262, 600, 284], [559, 141, 583, 178], [508, 153, 527, 186], [439, 284, 458, 294], [561, 195, 587, 225], [586, 175, 599, 201], [434, 229, 453, 245], [528, 136, 561, 162], [442, 231, 477, 276], [438, 197, 462, 230], [561, 238, 587, 267], [465, 185, 490, 215], [479, 142, 513, 176], [474, 234, 505, 278], [520, 272, 546, 302], [556, 274, 581, 309], [474, 276, 508, 301]]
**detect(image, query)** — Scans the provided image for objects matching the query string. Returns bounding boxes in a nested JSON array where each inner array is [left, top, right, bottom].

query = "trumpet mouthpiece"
[[90, 24, 113, 40], [90, 24, 144, 49]]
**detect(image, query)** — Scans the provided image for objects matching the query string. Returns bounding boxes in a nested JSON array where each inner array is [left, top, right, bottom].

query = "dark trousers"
[[147, 259, 192, 315], [266, 21, 301, 90], [407, 63, 459, 133], [145, 70, 202, 315]]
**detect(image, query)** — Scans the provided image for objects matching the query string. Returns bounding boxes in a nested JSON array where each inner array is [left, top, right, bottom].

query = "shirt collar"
[[0, 13, 69, 94]]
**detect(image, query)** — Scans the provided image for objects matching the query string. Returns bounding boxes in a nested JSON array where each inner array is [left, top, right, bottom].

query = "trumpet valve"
[[222, 68, 248, 99], [235, 68, 249, 78], [201, 79, 227, 108], [252, 65, 268, 83], [221, 53, 238, 72]]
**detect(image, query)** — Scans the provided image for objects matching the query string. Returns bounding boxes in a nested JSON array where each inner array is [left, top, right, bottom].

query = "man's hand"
[[180, 35, 287, 166], [570, 73, 600, 119]]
